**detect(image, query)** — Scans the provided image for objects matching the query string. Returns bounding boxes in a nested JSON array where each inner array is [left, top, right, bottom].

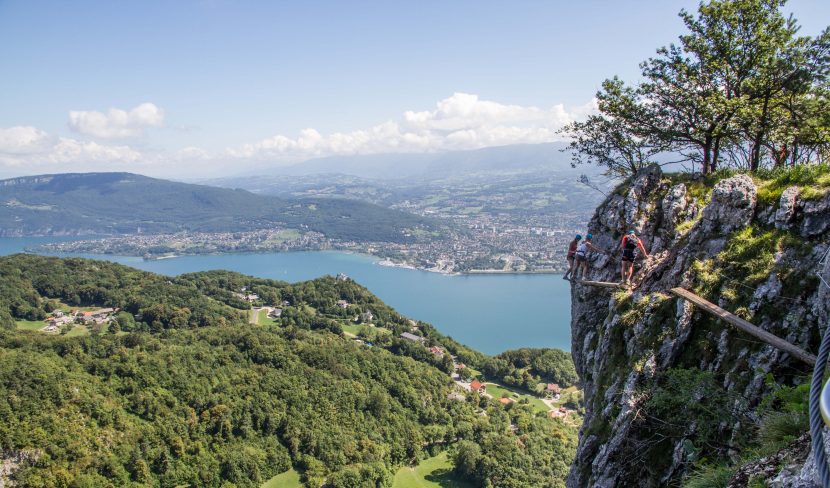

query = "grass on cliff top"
[[663, 164, 830, 204], [754, 163, 830, 203], [666, 169, 738, 203]]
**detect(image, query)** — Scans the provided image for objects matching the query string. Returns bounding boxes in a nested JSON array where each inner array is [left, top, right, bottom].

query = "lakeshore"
[[29, 227, 576, 275], [1, 237, 573, 355]]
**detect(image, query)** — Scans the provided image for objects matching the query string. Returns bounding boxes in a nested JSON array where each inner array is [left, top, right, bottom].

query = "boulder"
[[700, 174, 757, 235], [775, 186, 801, 230], [801, 193, 830, 237]]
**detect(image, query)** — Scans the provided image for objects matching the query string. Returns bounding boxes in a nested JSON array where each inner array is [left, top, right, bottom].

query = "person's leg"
[[564, 257, 573, 279], [621, 261, 628, 284], [626, 261, 634, 283]]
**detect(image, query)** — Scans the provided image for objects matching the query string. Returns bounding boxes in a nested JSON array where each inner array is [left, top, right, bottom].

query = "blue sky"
[[0, 0, 828, 177]]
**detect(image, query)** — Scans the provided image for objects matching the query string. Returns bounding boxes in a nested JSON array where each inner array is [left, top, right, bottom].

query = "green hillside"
[[0, 255, 577, 487], [0, 172, 439, 242]]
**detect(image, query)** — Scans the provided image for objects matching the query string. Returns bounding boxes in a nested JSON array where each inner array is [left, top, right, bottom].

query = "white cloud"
[[0, 125, 141, 169], [227, 93, 595, 163], [0, 126, 53, 155], [68, 102, 165, 139], [0, 93, 596, 177]]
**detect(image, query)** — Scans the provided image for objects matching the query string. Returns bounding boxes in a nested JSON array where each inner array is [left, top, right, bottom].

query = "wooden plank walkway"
[[579, 280, 625, 289], [669, 287, 816, 366]]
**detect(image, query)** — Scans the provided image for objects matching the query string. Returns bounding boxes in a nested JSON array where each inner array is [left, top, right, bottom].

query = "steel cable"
[[810, 245, 830, 487]]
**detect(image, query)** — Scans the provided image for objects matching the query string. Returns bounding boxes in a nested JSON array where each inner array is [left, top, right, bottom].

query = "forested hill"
[[0, 172, 438, 242], [0, 254, 577, 487]]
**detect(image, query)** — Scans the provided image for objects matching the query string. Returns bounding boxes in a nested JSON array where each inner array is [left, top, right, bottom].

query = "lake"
[[0, 237, 572, 355]]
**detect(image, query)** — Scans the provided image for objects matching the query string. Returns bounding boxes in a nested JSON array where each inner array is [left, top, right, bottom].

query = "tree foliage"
[[561, 0, 830, 175], [0, 255, 577, 487], [484, 348, 579, 392]]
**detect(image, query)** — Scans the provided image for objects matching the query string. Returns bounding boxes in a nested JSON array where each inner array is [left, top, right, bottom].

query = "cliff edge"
[[568, 165, 830, 487]]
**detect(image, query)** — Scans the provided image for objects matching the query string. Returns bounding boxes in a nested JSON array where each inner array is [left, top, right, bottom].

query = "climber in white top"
[[573, 233, 604, 281]]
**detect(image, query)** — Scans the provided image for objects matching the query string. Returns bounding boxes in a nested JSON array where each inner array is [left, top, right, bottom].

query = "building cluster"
[[362, 214, 582, 274], [544, 383, 562, 400], [37, 215, 584, 275], [43, 308, 115, 333], [548, 407, 571, 419]]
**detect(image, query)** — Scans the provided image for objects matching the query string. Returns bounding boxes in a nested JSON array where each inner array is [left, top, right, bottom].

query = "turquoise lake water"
[[0, 238, 572, 355]]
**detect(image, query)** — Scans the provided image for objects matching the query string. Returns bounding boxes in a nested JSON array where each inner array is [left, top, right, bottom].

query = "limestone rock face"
[[567, 165, 830, 488], [775, 186, 800, 230], [700, 174, 757, 235], [802, 193, 830, 237]]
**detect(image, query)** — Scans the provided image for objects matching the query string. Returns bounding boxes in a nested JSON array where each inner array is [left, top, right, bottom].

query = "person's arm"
[[638, 239, 649, 258], [588, 242, 607, 254]]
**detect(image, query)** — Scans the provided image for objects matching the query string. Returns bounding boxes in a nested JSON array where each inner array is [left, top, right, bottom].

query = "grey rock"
[[771, 429, 829, 488], [801, 194, 830, 237], [700, 174, 757, 235], [775, 186, 801, 230], [567, 165, 827, 487]]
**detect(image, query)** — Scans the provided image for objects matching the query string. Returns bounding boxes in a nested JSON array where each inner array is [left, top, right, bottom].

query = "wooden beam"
[[669, 287, 816, 366], [579, 280, 625, 289]]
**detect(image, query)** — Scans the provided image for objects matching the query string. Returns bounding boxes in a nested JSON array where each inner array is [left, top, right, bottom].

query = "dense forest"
[[0, 255, 577, 487], [0, 172, 442, 242], [487, 348, 579, 392]]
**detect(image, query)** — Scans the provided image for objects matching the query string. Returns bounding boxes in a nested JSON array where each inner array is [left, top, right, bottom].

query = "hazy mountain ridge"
[[205, 143, 609, 220], [232, 142, 575, 181], [0, 172, 440, 243]]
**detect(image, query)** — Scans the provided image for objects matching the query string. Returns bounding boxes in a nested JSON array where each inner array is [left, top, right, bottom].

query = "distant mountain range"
[[236, 142, 576, 181], [0, 172, 439, 242], [204, 142, 610, 204]]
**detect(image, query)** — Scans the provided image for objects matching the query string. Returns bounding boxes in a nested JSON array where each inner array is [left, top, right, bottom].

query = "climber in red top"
[[563, 234, 581, 281], [620, 230, 649, 286]]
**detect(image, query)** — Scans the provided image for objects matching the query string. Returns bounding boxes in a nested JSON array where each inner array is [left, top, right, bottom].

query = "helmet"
[[628, 230, 636, 235], [586, 233, 593, 239], [575, 234, 582, 240]]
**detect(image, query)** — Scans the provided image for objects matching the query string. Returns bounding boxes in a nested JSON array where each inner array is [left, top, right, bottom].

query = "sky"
[[1, 0, 828, 178]]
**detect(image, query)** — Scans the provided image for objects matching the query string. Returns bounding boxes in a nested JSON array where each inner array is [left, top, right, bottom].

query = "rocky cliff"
[[567, 165, 830, 487]]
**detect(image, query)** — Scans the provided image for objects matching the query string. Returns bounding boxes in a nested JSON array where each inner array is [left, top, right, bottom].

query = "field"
[[16, 319, 91, 337], [263, 228, 302, 244], [392, 452, 472, 488], [340, 323, 390, 336], [65, 324, 90, 337], [250, 308, 279, 326], [15, 319, 47, 331], [258, 454, 471, 488], [484, 382, 549, 414], [261, 468, 302, 488]]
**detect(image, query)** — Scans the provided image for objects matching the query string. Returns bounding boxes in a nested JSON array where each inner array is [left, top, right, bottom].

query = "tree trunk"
[[712, 135, 722, 173], [750, 135, 763, 172], [751, 97, 772, 172], [702, 137, 713, 174]]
